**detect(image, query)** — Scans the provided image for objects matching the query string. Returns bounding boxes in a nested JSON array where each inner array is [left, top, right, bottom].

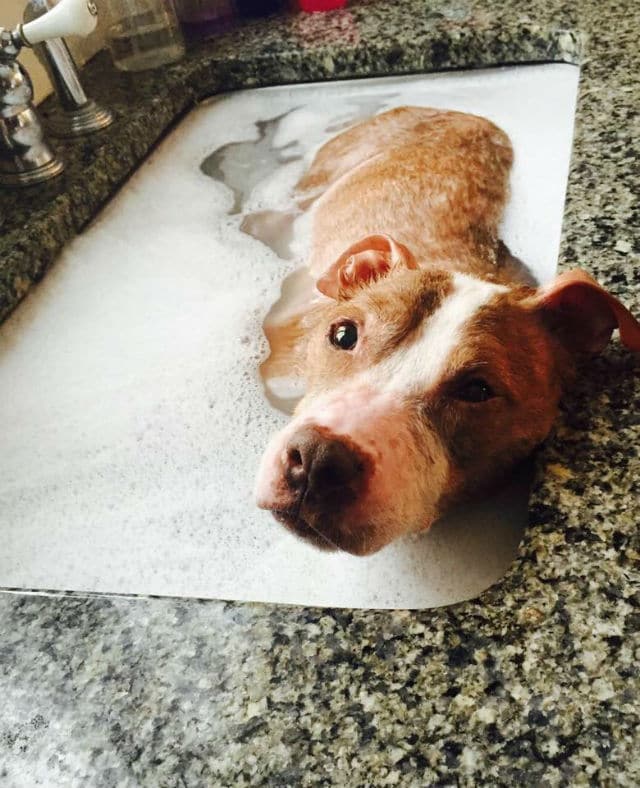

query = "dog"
[[255, 106, 640, 556]]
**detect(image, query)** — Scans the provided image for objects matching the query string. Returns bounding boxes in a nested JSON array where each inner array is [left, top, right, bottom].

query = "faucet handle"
[[20, 0, 98, 47]]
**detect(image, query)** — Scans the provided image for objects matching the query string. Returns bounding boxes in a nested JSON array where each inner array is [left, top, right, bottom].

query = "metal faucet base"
[[0, 156, 64, 187], [46, 99, 114, 138]]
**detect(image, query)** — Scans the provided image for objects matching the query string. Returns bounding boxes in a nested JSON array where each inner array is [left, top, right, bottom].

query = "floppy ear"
[[316, 234, 418, 300], [529, 269, 640, 354]]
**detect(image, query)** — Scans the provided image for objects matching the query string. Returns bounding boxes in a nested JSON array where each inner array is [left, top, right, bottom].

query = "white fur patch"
[[371, 273, 507, 395], [260, 275, 505, 531]]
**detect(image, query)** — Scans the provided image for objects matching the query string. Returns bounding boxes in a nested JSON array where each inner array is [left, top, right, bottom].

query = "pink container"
[[298, 0, 347, 11]]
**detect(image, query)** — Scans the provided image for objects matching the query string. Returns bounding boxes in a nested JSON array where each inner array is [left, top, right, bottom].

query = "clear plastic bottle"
[[104, 0, 186, 72]]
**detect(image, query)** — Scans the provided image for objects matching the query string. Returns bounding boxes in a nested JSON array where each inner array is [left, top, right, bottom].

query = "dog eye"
[[329, 320, 358, 350], [454, 377, 495, 403]]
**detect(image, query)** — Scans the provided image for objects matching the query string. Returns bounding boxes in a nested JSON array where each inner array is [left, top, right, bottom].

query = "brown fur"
[[256, 106, 640, 555], [300, 107, 519, 284], [429, 289, 572, 505], [302, 269, 455, 384], [262, 108, 529, 387]]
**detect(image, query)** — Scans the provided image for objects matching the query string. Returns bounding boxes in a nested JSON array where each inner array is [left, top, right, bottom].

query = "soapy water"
[[0, 66, 579, 608], [200, 110, 304, 217], [198, 78, 574, 415], [200, 95, 401, 412], [201, 94, 400, 262]]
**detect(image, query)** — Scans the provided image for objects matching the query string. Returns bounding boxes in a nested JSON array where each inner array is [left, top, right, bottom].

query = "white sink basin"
[[0, 64, 579, 608]]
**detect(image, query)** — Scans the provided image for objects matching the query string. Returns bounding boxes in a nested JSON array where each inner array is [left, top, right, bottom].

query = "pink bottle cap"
[[298, 0, 347, 11]]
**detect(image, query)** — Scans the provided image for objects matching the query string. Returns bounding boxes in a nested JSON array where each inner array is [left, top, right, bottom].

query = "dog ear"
[[529, 269, 640, 353], [316, 234, 418, 300]]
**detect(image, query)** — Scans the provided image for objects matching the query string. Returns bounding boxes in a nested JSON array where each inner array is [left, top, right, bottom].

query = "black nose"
[[285, 427, 365, 503]]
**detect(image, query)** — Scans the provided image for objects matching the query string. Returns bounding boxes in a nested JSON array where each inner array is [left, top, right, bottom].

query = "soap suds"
[[0, 65, 579, 608]]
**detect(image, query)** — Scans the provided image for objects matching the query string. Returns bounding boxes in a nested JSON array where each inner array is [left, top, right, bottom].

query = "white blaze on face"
[[370, 273, 508, 397], [256, 273, 508, 535]]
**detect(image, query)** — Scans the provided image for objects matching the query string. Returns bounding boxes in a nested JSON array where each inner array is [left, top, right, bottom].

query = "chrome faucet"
[[24, 0, 113, 138], [0, 0, 104, 187]]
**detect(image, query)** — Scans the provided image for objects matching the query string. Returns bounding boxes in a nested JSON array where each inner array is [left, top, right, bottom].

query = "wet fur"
[[256, 106, 640, 555]]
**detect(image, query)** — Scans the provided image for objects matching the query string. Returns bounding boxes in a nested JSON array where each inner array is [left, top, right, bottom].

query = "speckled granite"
[[0, 0, 583, 324], [0, 0, 639, 785]]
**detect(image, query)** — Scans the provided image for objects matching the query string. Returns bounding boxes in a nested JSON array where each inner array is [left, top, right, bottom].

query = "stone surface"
[[0, 0, 639, 785], [0, 0, 583, 324]]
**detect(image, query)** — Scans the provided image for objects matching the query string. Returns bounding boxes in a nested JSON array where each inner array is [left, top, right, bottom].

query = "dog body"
[[256, 107, 640, 556], [301, 106, 524, 286]]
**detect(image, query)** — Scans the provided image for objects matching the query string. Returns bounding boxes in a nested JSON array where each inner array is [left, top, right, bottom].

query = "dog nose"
[[285, 427, 364, 500]]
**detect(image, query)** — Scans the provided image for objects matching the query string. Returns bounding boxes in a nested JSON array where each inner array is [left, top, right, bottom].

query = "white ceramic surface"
[[0, 64, 579, 608]]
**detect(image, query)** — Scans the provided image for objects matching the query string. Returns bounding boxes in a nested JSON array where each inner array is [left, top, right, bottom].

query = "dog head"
[[256, 234, 640, 555]]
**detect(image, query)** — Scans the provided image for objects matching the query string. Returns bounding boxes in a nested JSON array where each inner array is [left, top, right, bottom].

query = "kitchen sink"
[[0, 64, 579, 608]]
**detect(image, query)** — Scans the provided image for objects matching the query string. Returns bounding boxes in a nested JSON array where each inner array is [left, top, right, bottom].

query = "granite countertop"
[[1, 0, 639, 785]]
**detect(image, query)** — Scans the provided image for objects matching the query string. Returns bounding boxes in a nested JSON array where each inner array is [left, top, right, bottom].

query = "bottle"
[[174, 0, 235, 39], [104, 0, 186, 72], [233, 0, 284, 17]]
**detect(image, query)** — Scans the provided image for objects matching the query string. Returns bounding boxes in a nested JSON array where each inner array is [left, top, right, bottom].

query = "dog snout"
[[285, 427, 365, 503]]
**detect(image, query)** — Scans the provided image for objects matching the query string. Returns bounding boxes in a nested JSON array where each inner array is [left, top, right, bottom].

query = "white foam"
[[0, 64, 579, 608]]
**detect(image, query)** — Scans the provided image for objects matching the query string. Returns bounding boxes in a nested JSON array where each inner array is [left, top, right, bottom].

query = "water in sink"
[[0, 65, 579, 608]]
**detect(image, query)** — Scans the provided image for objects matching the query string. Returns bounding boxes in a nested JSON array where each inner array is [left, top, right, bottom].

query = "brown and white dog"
[[255, 106, 640, 556]]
